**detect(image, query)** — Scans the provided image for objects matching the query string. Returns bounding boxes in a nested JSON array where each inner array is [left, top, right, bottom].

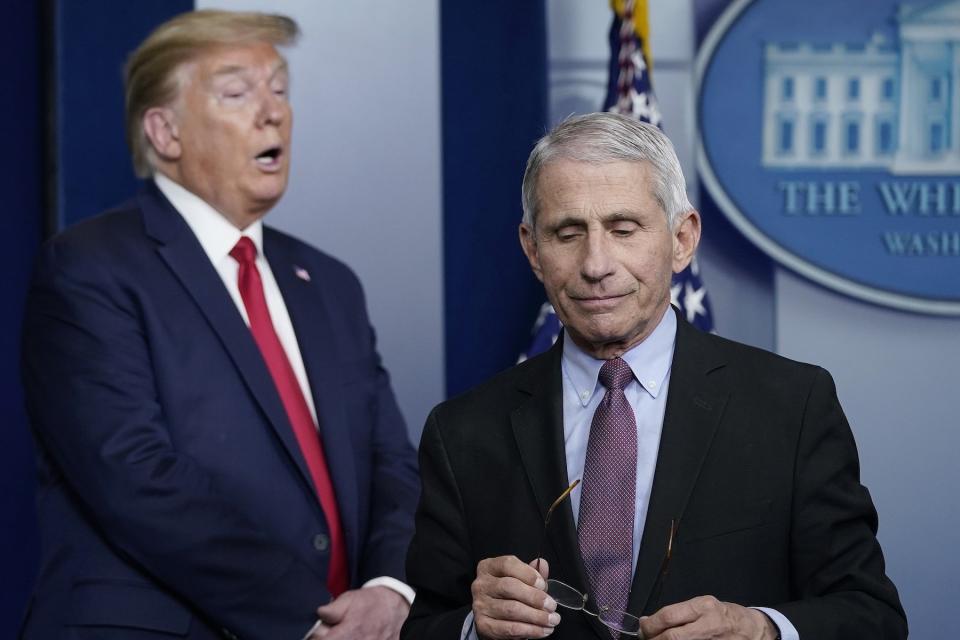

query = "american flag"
[[520, 0, 714, 362]]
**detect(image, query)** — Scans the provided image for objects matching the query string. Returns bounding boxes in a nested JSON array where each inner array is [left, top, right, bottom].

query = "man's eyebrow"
[[210, 64, 249, 78], [546, 211, 640, 228], [603, 211, 642, 222], [543, 215, 587, 231], [210, 60, 289, 79]]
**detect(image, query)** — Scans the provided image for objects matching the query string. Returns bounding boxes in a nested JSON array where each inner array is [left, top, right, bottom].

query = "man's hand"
[[640, 596, 779, 640], [308, 586, 409, 640], [471, 556, 560, 639]]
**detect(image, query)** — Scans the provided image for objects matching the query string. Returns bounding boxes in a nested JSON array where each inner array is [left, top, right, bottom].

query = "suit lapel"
[[627, 310, 729, 616], [265, 229, 361, 571], [510, 338, 609, 640], [141, 186, 319, 509]]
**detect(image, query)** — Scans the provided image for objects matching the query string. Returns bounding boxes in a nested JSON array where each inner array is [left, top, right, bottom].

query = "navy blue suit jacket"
[[20, 183, 419, 639]]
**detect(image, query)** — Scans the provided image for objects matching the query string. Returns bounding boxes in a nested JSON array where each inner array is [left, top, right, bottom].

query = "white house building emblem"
[[697, 0, 960, 315]]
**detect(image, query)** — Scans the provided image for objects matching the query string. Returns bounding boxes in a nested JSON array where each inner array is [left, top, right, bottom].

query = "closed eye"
[[219, 83, 249, 101], [610, 220, 640, 236], [555, 226, 585, 242]]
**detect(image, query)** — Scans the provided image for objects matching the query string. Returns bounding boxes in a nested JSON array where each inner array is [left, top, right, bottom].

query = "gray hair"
[[124, 10, 299, 177], [521, 112, 692, 230]]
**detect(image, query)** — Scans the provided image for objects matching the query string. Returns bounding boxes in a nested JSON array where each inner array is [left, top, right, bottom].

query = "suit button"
[[313, 533, 330, 552]]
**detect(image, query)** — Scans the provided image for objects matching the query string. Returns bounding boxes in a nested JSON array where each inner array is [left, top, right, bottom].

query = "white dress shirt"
[[154, 175, 415, 621], [155, 174, 318, 422]]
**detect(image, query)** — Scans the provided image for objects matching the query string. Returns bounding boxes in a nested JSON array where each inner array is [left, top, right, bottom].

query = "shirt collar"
[[562, 307, 677, 407], [154, 173, 264, 263]]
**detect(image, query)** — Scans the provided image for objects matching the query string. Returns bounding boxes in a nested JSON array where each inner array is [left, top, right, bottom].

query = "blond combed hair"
[[124, 10, 299, 177]]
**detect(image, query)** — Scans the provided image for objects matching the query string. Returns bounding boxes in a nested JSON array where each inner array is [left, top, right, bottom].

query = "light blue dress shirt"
[[462, 309, 797, 640], [561, 305, 676, 574]]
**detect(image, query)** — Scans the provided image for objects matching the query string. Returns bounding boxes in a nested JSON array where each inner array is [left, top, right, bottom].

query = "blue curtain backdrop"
[[2, 2, 191, 636], [54, 1, 191, 229], [1, 2, 43, 634], [441, 1, 550, 397]]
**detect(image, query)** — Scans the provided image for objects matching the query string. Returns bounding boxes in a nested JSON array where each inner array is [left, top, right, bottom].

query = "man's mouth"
[[570, 293, 628, 309], [255, 146, 283, 169], [571, 293, 627, 302]]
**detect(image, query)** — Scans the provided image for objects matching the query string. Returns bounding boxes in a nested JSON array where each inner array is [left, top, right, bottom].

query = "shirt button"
[[313, 533, 329, 552]]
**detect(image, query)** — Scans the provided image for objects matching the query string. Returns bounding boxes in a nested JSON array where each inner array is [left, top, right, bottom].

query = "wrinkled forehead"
[[175, 41, 289, 93], [532, 157, 667, 223], [537, 157, 657, 196]]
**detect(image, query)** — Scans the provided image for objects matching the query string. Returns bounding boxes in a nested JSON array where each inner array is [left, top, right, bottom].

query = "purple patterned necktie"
[[578, 357, 637, 634]]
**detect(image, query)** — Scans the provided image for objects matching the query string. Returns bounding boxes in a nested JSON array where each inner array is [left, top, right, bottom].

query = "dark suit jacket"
[[402, 311, 906, 640], [20, 183, 419, 639]]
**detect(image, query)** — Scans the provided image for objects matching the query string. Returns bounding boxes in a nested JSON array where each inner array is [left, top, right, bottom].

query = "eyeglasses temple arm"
[[534, 479, 580, 572]]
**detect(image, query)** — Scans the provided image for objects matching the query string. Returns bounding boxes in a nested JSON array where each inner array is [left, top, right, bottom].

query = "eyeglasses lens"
[[598, 607, 642, 634], [546, 580, 587, 609]]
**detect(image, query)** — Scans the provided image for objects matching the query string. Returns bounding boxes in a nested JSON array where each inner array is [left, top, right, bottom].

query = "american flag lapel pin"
[[293, 266, 311, 282]]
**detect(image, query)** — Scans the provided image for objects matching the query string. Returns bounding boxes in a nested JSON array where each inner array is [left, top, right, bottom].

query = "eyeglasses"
[[535, 481, 678, 638]]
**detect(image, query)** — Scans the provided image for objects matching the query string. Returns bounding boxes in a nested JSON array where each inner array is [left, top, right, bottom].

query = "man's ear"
[[142, 106, 182, 162], [672, 209, 702, 273], [519, 223, 545, 283]]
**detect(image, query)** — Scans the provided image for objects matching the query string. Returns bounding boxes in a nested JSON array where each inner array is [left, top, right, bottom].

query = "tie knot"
[[230, 236, 257, 265], [598, 357, 633, 391]]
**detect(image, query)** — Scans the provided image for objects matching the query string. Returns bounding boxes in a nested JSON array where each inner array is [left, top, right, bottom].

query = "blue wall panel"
[[3, 2, 191, 634], [55, 0, 192, 230], [1, 3, 43, 635], [442, 1, 550, 396]]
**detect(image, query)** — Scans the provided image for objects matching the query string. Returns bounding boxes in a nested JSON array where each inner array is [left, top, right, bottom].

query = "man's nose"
[[257, 88, 287, 127], [580, 233, 615, 282]]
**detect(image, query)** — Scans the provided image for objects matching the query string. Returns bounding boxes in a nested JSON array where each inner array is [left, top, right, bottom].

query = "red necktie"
[[230, 236, 349, 597]]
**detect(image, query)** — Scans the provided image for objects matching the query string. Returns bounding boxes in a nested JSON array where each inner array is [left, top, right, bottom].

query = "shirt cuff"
[[303, 619, 324, 640], [363, 576, 416, 606], [461, 611, 478, 640], [752, 607, 799, 640]]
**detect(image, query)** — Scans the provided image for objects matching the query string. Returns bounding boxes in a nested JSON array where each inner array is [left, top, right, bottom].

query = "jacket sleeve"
[[356, 321, 420, 583], [776, 367, 907, 639], [400, 408, 475, 638]]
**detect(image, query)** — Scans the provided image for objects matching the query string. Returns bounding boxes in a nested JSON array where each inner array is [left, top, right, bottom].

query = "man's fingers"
[[474, 594, 560, 640], [479, 555, 546, 587], [473, 555, 560, 639], [528, 557, 550, 580], [641, 596, 716, 638], [477, 618, 559, 639], [475, 586, 559, 622], [640, 595, 767, 640], [312, 588, 408, 640], [482, 574, 556, 610], [305, 619, 327, 639], [315, 592, 351, 624]]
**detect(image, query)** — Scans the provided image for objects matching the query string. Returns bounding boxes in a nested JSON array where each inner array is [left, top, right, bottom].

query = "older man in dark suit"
[[402, 113, 906, 640], [21, 10, 417, 640]]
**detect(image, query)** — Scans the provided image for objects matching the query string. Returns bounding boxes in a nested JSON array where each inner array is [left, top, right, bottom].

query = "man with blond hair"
[[21, 10, 417, 639]]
